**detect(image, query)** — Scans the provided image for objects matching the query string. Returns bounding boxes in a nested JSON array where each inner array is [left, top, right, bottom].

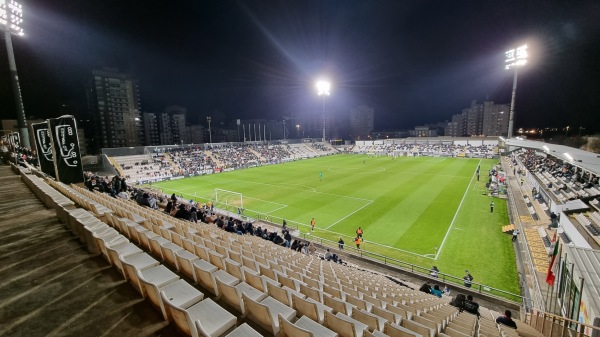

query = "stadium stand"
[[8, 135, 600, 337]]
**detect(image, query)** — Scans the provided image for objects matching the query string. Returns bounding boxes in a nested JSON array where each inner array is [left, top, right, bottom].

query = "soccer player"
[[319, 171, 323, 181]]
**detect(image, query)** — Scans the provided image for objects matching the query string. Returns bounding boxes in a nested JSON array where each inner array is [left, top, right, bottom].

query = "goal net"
[[214, 188, 244, 213]]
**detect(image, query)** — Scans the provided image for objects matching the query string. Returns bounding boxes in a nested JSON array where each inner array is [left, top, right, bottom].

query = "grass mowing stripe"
[[434, 159, 480, 260]]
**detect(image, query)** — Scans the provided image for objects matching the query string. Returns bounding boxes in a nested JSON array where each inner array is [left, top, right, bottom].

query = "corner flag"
[[546, 232, 560, 286]]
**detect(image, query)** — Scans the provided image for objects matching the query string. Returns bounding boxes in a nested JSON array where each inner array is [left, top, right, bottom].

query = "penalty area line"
[[324, 200, 373, 230]]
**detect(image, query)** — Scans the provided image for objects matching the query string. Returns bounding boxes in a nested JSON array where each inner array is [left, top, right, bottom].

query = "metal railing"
[[527, 310, 600, 337], [300, 233, 525, 303]]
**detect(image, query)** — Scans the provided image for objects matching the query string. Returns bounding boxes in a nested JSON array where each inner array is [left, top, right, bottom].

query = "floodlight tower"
[[206, 116, 212, 144], [1, 0, 29, 148], [505, 44, 528, 139], [316, 80, 330, 142]]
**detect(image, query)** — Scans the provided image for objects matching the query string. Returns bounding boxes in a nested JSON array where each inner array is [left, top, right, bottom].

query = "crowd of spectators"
[[516, 149, 599, 201], [353, 143, 496, 157]]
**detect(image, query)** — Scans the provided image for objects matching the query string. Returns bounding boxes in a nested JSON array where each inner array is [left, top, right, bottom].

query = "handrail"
[[527, 309, 600, 337]]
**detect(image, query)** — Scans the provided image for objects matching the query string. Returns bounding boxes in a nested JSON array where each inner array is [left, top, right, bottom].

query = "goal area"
[[214, 188, 244, 213]]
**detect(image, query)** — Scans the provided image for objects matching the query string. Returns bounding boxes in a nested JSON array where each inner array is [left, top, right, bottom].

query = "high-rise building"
[[481, 101, 510, 136], [445, 101, 509, 137], [142, 112, 160, 146], [349, 105, 374, 140], [88, 68, 142, 149]]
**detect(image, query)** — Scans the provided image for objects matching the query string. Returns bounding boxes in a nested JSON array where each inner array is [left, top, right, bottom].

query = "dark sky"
[[1, 0, 599, 132]]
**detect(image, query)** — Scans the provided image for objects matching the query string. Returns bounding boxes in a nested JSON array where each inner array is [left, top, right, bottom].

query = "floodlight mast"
[[1, 0, 29, 148], [505, 44, 528, 139], [316, 80, 330, 142]]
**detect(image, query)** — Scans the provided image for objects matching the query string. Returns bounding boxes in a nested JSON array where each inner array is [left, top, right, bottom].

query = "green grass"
[[151, 154, 519, 296]]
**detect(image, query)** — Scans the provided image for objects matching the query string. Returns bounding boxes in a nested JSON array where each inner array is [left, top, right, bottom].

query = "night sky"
[[1, 0, 599, 133]]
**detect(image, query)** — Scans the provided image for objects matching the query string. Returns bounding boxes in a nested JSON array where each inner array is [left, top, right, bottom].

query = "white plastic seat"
[[120, 252, 160, 287], [292, 293, 333, 324], [385, 322, 423, 337], [106, 242, 143, 276], [279, 314, 338, 337], [336, 312, 369, 337], [160, 242, 184, 269], [194, 259, 239, 296], [324, 310, 359, 337], [175, 249, 199, 278], [216, 278, 267, 314], [137, 265, 180, 306], [242, 294, 296, 335], [163, 296, 236, 337], [352, 309, 386, 332], [224, 323, 262, 337], [158, 279, 204, 321]]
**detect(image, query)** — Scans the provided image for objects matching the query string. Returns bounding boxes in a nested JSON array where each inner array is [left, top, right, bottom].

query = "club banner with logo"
[[48, 115, 84, 184], [10, 132, 21, 148], [31, 122, 56, 177]]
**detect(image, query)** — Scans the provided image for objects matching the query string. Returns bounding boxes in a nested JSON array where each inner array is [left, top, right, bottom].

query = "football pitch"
[[151, 154, 519, 294]]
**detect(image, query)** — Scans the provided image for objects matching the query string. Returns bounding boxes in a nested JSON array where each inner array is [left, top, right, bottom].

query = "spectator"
[[419, 282, 431, 294], [464, 270, 473, 288], [450, 294, 466, 308], [443, 285, 450, 296], [462, 295, 480, 317], [496, 310, 517, 329], [283, 230, 292, 248], [430, 266, 439, 278], [324, 249, 333, 261], [338, 237, 345, 249], [174, 204, 190, 220], [431, 285, 443, 298]]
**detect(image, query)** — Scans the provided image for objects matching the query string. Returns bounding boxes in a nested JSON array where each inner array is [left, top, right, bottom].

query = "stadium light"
[[316, 80, 330, 142], [505, 44, 528, 140], [1, 0, 29, 148]]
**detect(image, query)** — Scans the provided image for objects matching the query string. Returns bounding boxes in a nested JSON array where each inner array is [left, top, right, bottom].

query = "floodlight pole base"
[[4, 29, 30, 148]]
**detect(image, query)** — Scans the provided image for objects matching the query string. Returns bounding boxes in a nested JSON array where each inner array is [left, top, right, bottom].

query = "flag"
[[546, 232, 559, 286]]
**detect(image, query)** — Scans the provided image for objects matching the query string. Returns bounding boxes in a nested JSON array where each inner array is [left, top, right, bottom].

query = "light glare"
[[316, 80, 331, 96], [505, 44, 528, 69], [0, 0, 24, 36]]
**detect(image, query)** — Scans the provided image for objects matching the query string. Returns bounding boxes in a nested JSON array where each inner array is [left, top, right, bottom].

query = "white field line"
[[434, 159, 481, 260], [324, 200, 373, 230]]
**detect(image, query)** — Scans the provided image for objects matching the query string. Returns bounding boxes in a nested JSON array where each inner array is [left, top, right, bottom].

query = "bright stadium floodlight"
[[505, 44, 528, 140], [316, 80, 330, 142], [1, 0, 30, 148]]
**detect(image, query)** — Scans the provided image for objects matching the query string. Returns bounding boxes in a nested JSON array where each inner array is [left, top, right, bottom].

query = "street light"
[[316, 80, 330, 142], [1, 0, 29, 148], [206, 117, 212, 144], [505, 44, 528, 139]]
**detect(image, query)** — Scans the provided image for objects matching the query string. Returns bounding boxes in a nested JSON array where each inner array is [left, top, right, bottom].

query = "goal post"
[[214, 188, 244, 212]]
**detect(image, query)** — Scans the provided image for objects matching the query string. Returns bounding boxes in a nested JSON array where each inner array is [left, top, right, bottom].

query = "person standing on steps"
[[338, 237, 344, 249]]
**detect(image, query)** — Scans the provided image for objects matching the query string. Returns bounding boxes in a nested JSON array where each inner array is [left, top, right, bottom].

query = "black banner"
[[31, 122, 56, 178], [48, 116, 84, 184]]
